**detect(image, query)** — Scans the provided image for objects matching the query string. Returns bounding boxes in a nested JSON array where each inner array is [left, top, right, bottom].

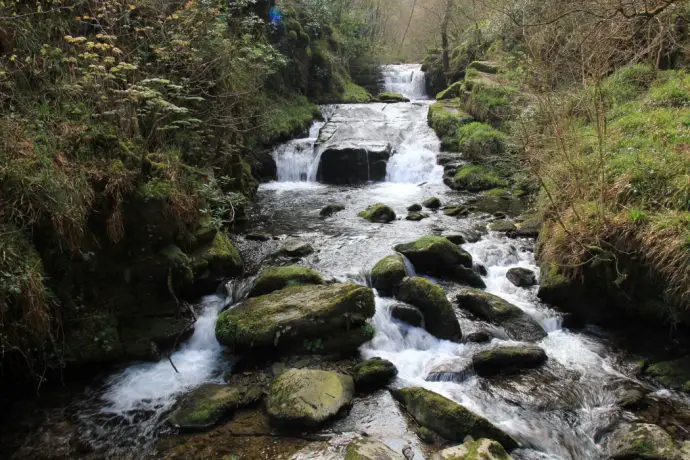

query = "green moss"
[[378, 92, 410, 103], [160, 245, 194, 289], [371, 255, 406, 296], [193, 232, 243, 278], [252, 93, 320, 147], [484, 188, 511, 198], [462, 72, 517, 123], [340, 81, 373, 103], [645, 357, 690, 391], [137, 178, 177, 202], [436, 81, 465, 101], [601, 64, 657, 103], [428, 99, 474, 150], [454, 122, 506, 160], [396, 277, 461, 341], [249, 265, 324, 297], [358, 203, 396, 223], [452, 164, 508, 192]]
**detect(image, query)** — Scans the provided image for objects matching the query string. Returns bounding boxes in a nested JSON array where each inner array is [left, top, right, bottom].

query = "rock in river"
[[431, 438, 513, 459], [456, 288, 547, 342], [352, 357, 398, 391], [359, 203, 397, 223], [423, 197, 442, 209], [371, 255, 407, 296], [345, 438, 405, 460], [267, 368, 354, 428], [397, 277, 462, 342], [320, 203, 346, 217], [390, 303, 424, 327], [472, 345, 548, 377], [390, 387, 518, 450], [278, 242, 314, 258], [394, 236, 473, 282], [406, 211, 429, 221], [506, 267, 536, 288], [249, 265, 324, 297], [605, 423, 683, 459], [215, 283, 375, 355]]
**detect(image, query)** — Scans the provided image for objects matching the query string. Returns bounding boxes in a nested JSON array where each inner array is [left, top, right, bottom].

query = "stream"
[[33, 64, 689, 459]]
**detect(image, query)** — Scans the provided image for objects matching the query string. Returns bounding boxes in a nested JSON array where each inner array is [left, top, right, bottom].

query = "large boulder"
[[472, 345, 548, 377], [359, 203, 396, 223], [390, 303, 424, 327], [506, 268, 536, 288], [378, 92, 410, 103], [371, 255, 407, 296], [249, 265, 324, 297], [431, 438, 513, 460], [318, 147, 391, 184], [353, 357, 398, 391], [215, 284, 375, 355], [168, 383, 262, 431], [394, 236, 473, 281], [456, 288, 547, 342], [390, 387, 518, 450], [266, 368, 354, 428], [423, 197, 442, 209], [345, 439, 405, 460], [605, 423, 682, 459], [397, 277, 462, 342], [191, 232, 244, 279]]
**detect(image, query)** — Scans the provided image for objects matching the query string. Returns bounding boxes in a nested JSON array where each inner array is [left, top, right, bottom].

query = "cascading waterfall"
[[381, 63, 428, 101], [272, 121, 325, 182]]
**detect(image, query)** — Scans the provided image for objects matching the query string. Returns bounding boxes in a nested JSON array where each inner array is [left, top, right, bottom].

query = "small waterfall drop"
[[381, 64, 428, 101], [272, 120, 324, 182]]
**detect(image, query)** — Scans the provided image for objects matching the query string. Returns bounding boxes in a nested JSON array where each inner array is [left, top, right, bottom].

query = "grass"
[[452, 164, 509, 191], [455, 122, 506, 160]]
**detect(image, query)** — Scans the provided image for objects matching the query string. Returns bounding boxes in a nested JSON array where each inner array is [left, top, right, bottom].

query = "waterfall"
[[381, 63, 428, 100], [272, 121, 324, 182]]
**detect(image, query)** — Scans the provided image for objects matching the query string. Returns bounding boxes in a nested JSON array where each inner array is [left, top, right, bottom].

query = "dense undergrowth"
[[0, 0, 378, 389]]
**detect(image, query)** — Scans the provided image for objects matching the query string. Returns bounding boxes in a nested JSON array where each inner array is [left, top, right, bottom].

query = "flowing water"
[[66, 65, 690, 459]]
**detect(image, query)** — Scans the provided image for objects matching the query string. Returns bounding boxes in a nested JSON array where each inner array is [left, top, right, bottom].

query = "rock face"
[[345, 439, 405, 460], [456, 288, 547, 342], [371, 255, 407, 296], [506, 268, 536, 288], [431, 438, 513, 460], [320, 203, 346, 217], [397, 277, 462, 341], [390, 387, 518, 450], [249, 265, 324, 297], [390, 303, 424, 327], [353, 357, 398, 391], [472, 345, 548, 377], [318, 147, 391, 184], [266, 368, 354, 428], [359, 203, 397, 223], [215, 284, 375, 355], [394, 236, 473, 282], [168, 383, 262, 431], [605, 423, 682, 460]]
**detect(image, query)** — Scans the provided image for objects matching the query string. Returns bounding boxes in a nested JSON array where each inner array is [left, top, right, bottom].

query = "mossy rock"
[[472, 345, 548, 377], [159, 245, 194, 290], [371, 255, 407, 296], [290, 324, 375, 357], [436, 81, 465, 101], [394, 236, 473, 278], [192, 232, 244, 278], [461, 73, 517, 124], [278, 242, 315, 258], [423, 197, 442, 209], [489, 220, 517, 233], [378, 92, 410, 103], [390, 387, 518, 450], [345, 438, 405, 460], [605, 423, 682, 459], [266, 368, 354, 428], [444, 234, 466, 245], [397, 277, 462, 342], [443, 206, 469, 217], [406, 212, 430, 221], [468, 61, 501, 74], [340, 81, 374, 103], [515, 215, 541, 238], [645, 357, 690, 391], [451, 164, 508, 192], [353, 357, 398, 391], [407, 203, 423, 212], [249, 265, 324, 297], [454, 122, 506, 161], [536, 263, 574, 306], [215, 283, 375, 354], [428, 99, 475, 151], [320, 203, 346, 217], [432, 438, 513, 459], [168, 383, 262, 431], [390, 303, 424, 327], [456, 288, 547, 342], [506, 268, 536, 288], [359, 203, 396, 223]]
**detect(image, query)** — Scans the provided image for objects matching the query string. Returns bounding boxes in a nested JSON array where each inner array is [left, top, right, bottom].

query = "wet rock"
[[605, 423, 682, 459], [397, 277, 462, 342], [489, 220, 517, 233], [465, 330, 493, 343], [645, 357, 690, 391], [353, 357, 398, 391], [394, 236, 473, 280], [407, 203, 423, 212], [390, 303, 424, 327], [536, 264, 574, 306], [359, 203, 397, 223], [318, 147, 390, 184], [514, 215, 541, 238], [431, 438, 513, 460], [444, 234, 466, 245], [407, 211, 430, 221], [320, 203, 346, 217], [443, 206, 469, 217], [249, 265, 324, 297], [456, 288, 547, 342], [472, 345, 548, 377], [506, 268, 536, 288], [474, 263, 488, 276], [416, 425, 442, 444], [215, 284, 375, 355], [423, 197, 442, 209], [266, 368, 354, 428], [372, 255, 407, 296], [467, 194, 524, 216], [390, 387, 518, 450], [278, 242, 315, 258], [345, 438, 405, 460], [452, 265, 487, 289], [425, 358, 473, 383], [246, 232, 271, 241], [169, 383, 262, 431], [617, 388, 647, 409], [378, 92, 410, 103], [468, 60, 501, 74], [192, 232, 244, 279]]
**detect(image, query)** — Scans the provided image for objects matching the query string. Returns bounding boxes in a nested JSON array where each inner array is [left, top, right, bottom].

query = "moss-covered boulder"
[[423, 197, 442, 209], [215, 284, 375, 354], [353, 357, 398, 391], [605, 423, 682, 459], [192, 232, 244, 278], [320, 203, 346, 217], [515, 215, 541, 238], [472, 345, 548, 377], [396, 277, 462, 342], [489, 220, 517, 233], [267, 368, 354, 428], [506, 268, 536, 288], [431, 438, 513, 460], [249, 265, 324, 297], [345, 439, 405, 460], [371, 255, 407, 296], [456, 288, 547, 342], [408, 203, 422, 212], [428, 99, 474, 151], [451, 164, 508, 192], [359, 203, 397, 223], [290, 324, 375, 356], [644, 357, 690, 391], [455, 122, 506, 161], [461, 72, 517, 124], [536, 263, 574, 306], [395, 236, 472, 277], [378, 92, 410, 103], [168, 383, 262, 431], [390, 303, 424, 327], [436, 81, 466, 101], [467, 61, 501, 74], [278, 242, 315, 258], [407, 211, 430, 221], [443, 206, 469, 217], [390, 387, 518, 450]]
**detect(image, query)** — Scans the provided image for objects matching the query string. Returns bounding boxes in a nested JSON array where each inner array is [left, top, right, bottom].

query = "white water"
[[272, 121, 325, 182], [381, 63, 428, 101]]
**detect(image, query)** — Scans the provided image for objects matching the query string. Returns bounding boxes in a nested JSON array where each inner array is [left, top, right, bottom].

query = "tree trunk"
[[441, 0, 454, 73]]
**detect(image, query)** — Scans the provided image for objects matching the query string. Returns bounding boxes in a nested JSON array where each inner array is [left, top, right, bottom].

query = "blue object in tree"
[[268, 5, 282, 25]]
